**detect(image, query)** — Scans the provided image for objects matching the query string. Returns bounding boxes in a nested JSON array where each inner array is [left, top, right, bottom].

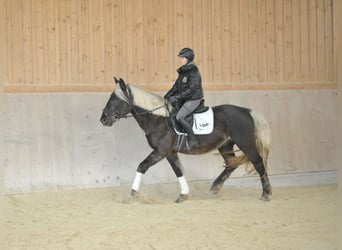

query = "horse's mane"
[[115, 84, 170, 117]]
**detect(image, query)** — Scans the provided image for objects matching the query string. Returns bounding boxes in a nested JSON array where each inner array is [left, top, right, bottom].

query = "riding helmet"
[[178, 48, 195, 61]]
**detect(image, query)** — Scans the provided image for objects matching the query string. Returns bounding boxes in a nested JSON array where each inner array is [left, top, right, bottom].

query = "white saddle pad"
[[192, 107, 214, 135]]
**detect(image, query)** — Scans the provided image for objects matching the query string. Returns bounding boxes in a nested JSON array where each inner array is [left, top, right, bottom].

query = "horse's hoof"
[[122, 190, 139, 204], [131, 189, 139, 196], [209, 188, 219, 195], [175, 194, 188, 203], [259, 194, 271, 202], [209, 184, 222, 195]]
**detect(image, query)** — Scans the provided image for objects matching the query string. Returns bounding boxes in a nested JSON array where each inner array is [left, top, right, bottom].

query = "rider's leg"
[[176, 99, 201, 150], [178, 118, 199, 149]]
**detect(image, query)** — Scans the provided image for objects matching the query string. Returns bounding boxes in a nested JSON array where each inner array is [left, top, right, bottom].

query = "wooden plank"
[[173, 0, 184, 62], [316, 0, 328, 81], [76, 0, 84, 84], [230, 0, 241, 82], [163, 0, 175, 84], [248, 0, 259, 82], [292, 0, 302, 81], [192, 0, 203, 71], [17, 0, 25, 83], [275, 0, 284, 82], [266, 0, 276, 81], [316, 0, 326, 81], [143, 0, 155, 83], [53, 0, 61, 83], [66, 0, 73, 83], [69, 0, 80, 83], [21, 0, 33, 84], [174, 0, 194, 83], [184, 0, 193, 47], [102, 0, 114, 83], [111, 0, 122, 81], [7, 1, 23, 83], [258, 0, 267, 82], [283, 0, 293, 82], [79, 0, 91, 83], [46, 0, 57, 84], [91, 0, 104, 83], [122, 0, 134, 81], [133, 0, 144, 83], [325, 0, 334, 82], [220, 0, 232, 82], [211, 0, 222, 82], [300, 0, 310, 82], [88, 0, 95, 82], [1, 0, 9, 83], [57, 0, 69, 82], [202, 0, 212, 82], [308, 0, 318, 81], [64, 0, 72, 83], [154, 0, 165, 83], [239, 0, 249, 82], [4, 1, 12, 84], [32, 0, 46, 84]]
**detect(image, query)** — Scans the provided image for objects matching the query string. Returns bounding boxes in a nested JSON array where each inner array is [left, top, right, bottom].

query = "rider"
[[164, 47, 204, 150]]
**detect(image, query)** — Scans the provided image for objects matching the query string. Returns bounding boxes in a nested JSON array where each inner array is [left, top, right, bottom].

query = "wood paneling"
[[1, 0, 336, 92]]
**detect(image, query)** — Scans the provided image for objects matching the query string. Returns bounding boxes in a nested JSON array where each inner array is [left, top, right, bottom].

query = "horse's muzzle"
[[100, 113, 115, 126]]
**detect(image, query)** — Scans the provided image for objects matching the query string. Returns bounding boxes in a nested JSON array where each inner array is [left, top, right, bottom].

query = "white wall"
[[4, 89, 338, 193]]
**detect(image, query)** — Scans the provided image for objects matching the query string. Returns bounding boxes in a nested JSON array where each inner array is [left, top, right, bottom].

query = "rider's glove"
[[169, 96, 177, 104]]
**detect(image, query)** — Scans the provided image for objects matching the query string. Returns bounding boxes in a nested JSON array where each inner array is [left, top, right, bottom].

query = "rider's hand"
[[169, 96, 177, 104]]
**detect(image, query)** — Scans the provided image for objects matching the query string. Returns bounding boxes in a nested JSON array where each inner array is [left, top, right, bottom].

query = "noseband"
[[104, 85, 168, 121], [102, 110, 126, 121]]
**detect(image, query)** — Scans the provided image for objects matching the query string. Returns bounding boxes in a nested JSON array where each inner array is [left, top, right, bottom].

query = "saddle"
[[171, 100, 214, 135]]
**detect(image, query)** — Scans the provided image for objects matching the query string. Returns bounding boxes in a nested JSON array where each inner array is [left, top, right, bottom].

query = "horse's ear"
[[119, 78, 126, 91], [113, 77, 120, 84]]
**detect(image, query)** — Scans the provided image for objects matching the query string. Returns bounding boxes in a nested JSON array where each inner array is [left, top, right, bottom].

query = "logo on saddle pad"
[[175, 108, 214, 135], [193, 107, 214, 134]]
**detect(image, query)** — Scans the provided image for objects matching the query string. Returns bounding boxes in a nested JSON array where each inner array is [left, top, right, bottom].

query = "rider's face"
[[179, 56, 188, 66]]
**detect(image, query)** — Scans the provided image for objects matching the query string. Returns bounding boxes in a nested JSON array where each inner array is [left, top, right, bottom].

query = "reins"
[[121, 104, 167, 119], [118, 84, 169, 120]]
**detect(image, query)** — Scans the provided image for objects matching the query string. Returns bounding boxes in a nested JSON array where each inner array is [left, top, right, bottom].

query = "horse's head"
[[100, 77, 132, 126]]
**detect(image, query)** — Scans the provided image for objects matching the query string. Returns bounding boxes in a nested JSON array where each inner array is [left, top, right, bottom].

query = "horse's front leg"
[[128, 150, 165, 200], [166, 153, 189, 203]]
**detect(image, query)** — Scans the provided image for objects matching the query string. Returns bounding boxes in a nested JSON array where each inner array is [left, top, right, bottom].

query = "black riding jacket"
[[164, 62, 204, 103]]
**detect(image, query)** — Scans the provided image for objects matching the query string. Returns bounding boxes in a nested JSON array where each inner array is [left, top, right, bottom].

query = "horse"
[[100, 77, 272, 203]]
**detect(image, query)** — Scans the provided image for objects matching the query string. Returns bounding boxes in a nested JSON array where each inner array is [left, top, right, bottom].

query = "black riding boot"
[[170, 110, 178, 130], [178, 118, 199, 150]]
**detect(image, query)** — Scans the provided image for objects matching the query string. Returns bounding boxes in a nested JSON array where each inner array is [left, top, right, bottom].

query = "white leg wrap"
[[132, 172, 143, 192], [178, 176, 189, 194]]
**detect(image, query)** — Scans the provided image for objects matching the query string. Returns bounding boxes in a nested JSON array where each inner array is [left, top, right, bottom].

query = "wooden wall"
[[1, 0, 337, 92]]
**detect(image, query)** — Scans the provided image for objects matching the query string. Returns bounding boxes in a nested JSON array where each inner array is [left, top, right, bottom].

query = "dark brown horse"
[[100, 78, 272, 202]]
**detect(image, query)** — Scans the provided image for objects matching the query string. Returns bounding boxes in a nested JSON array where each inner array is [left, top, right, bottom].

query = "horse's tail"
[[226, 110, 271, 174], [250, 110, 271, 170]]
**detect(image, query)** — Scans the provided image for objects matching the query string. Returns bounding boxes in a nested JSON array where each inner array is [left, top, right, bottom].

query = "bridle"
[[108, 104, 167, 120], [103, 84, 169, 121]]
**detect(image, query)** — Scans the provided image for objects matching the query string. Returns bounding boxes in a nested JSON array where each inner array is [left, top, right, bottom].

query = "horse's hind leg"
[[254, 158, 272, 201], [240, 146, 272, 201], [210, 141, 237, 194]]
